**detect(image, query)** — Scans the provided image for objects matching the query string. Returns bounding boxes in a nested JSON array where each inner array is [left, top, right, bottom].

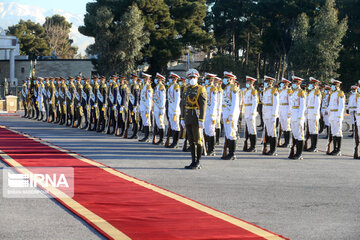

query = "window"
[[21, 67, 25, 73]]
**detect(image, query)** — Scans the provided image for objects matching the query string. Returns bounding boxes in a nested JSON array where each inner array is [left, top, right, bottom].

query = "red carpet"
[[0, 126, 288, 240]]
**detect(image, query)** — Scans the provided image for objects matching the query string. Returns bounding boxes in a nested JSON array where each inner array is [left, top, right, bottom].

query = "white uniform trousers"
[[204, 115, 216, 136], [141, 111, 151, 127], [154, 111, 165, 129], [264, 119, 277, 138], [329, 119, 343, 137], [216, 111, 222, 129], [223, 117, 239, 140], [169, 113, 180, 131], [279, 115, 291, 131], [307, 118, 319, 134], [245, 117, 257, 135], [291, 119, 305, 141]]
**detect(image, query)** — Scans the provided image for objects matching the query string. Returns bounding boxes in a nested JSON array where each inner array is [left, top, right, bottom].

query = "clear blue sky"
[[4, 0, 94, 15]]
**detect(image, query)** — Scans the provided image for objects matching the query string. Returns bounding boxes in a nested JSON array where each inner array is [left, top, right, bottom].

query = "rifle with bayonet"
[[354, 122, 359, 159], [303, 121, 310, 150], [243, 124, 249, 151]]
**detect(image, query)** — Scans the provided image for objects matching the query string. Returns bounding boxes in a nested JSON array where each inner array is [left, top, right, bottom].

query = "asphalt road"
[[0, 115, 359, 240]]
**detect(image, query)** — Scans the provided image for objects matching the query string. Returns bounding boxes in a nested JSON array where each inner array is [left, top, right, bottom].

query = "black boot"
[[194, 143, 202, 169], [215, 128, 221, 145], [109, 117, 116, 135], [139, 126, 150, 142], [168, 131, 179, 148], [81, 118, 88, 130], [292, 140, 304, 160], [224, 140, 236, 160], [331, 136, 342, 156], [156, 129, 164, 145], [129, 122, 138, 139], [59, 114, 65, 125], [207, 136, 216, 156], [75, 114, 82, 128], [307, 134, 318, 152], [266, 137, 278, 156], [247, 134, 257, 152], [279, 131, 290, 148], [38, 112, 44, 121], [322, 126, 329, 139], [91, 118, 98, 131], [185, 143, 197, 169]]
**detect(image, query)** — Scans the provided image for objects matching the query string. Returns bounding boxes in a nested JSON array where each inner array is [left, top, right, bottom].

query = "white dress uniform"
[[262, 87, 279, 137], [38, 81, 45, 113], [167, 83, 181, 131], [139, 83, 153, 127], [153, 83, 166, 129], [347, 91, 357, 126], [278, 87, 292, 132], [355, 92, 360, 134], [216, 84, 223, 129], [204, 84, 218, 136], [327, 89, 345, 137], [321, 92, 330, 126], [222, 83, 240, 140], [289, 88, 306, 140], [243, 86, 258, 135], [306, 89, 321, 134]]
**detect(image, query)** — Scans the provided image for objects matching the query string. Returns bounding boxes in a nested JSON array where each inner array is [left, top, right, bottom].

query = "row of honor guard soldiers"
[[21, 69, 356, 170]]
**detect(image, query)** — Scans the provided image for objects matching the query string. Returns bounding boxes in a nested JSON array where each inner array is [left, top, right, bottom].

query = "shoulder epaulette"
[[173, 84, 180, 90], [315, 89, 321, 96], [159, 84, 165, 91], [198, 85, 206, 94], [338, 90, 344, 98], [298, 90, 305, 98], [146, 85, 152, 91], [184, 86, 189, 92], [251, 89, 258, 96], [210, 86, 217, 93], [287, 89, 293, 95], [271, 87, 278, 95], [230, 84, 238, 92], [356, 93, 360, 98]]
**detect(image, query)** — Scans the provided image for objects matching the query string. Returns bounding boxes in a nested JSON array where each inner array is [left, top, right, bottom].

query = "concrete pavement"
[[0, 116, 359, 240]]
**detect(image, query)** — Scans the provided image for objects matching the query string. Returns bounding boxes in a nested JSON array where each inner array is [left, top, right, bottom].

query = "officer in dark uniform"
[[116, 76, 129, 137], [127, 74, 140, 139], [82, 77, 91, 129], [88, 76, 99, 131], [97, 76, 108, 132], [59, 77, 67, 125], [66, 77, 75, 126], [180, 69, 207, 169], [48, 77, 56, 122], [54, 77, 62, 124], [107, 75, 119, 134], [73, 76, 84, 128]]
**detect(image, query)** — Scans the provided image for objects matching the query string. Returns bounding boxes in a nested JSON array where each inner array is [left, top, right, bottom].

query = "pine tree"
[[7, 20, 51, 59], [310, 0, 348, 82]]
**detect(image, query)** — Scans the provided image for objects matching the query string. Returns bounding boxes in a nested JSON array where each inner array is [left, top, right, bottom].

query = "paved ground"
[[0, 115, 359, 240]]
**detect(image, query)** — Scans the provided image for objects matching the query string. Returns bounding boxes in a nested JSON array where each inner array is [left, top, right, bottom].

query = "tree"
[[310, 0, 347, 82], [43, 14, 78, 58], [84, 3, 149, 75], [79, 0, 212, 75], [288, 13, 311, 77], [7, 19, 51, 59]]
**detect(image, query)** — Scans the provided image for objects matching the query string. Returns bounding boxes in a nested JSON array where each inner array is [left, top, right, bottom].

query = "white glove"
[[181, 120, 185, 128], [160, 109, 166, 116], [94, 103, 98, 108], [113, 106, 116, 110], [120, 107, 124, 112], [199, 121, 204, 129], [133, 108, 137, 113], [49, 101, 51, 104]]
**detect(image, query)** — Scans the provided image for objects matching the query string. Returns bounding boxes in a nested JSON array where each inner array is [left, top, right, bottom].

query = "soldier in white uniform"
[[37, 77, 45, 121], [215, 77, 223, 145], [242, 76, 258, 152], [167, 72, 181, 148], [305, 77, 322, 152], [204, 73, 218, 155], [278, 78, 292, 148], [139, 73, 153, 142], [326, 79, 345, 156], [321, 85, 332, 139], [153, 73, 166, 145], [288, 76, 306, 160], [221, 71, 240, 160], [347, 85, 357, 137], [262, 76, 279, 156]]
